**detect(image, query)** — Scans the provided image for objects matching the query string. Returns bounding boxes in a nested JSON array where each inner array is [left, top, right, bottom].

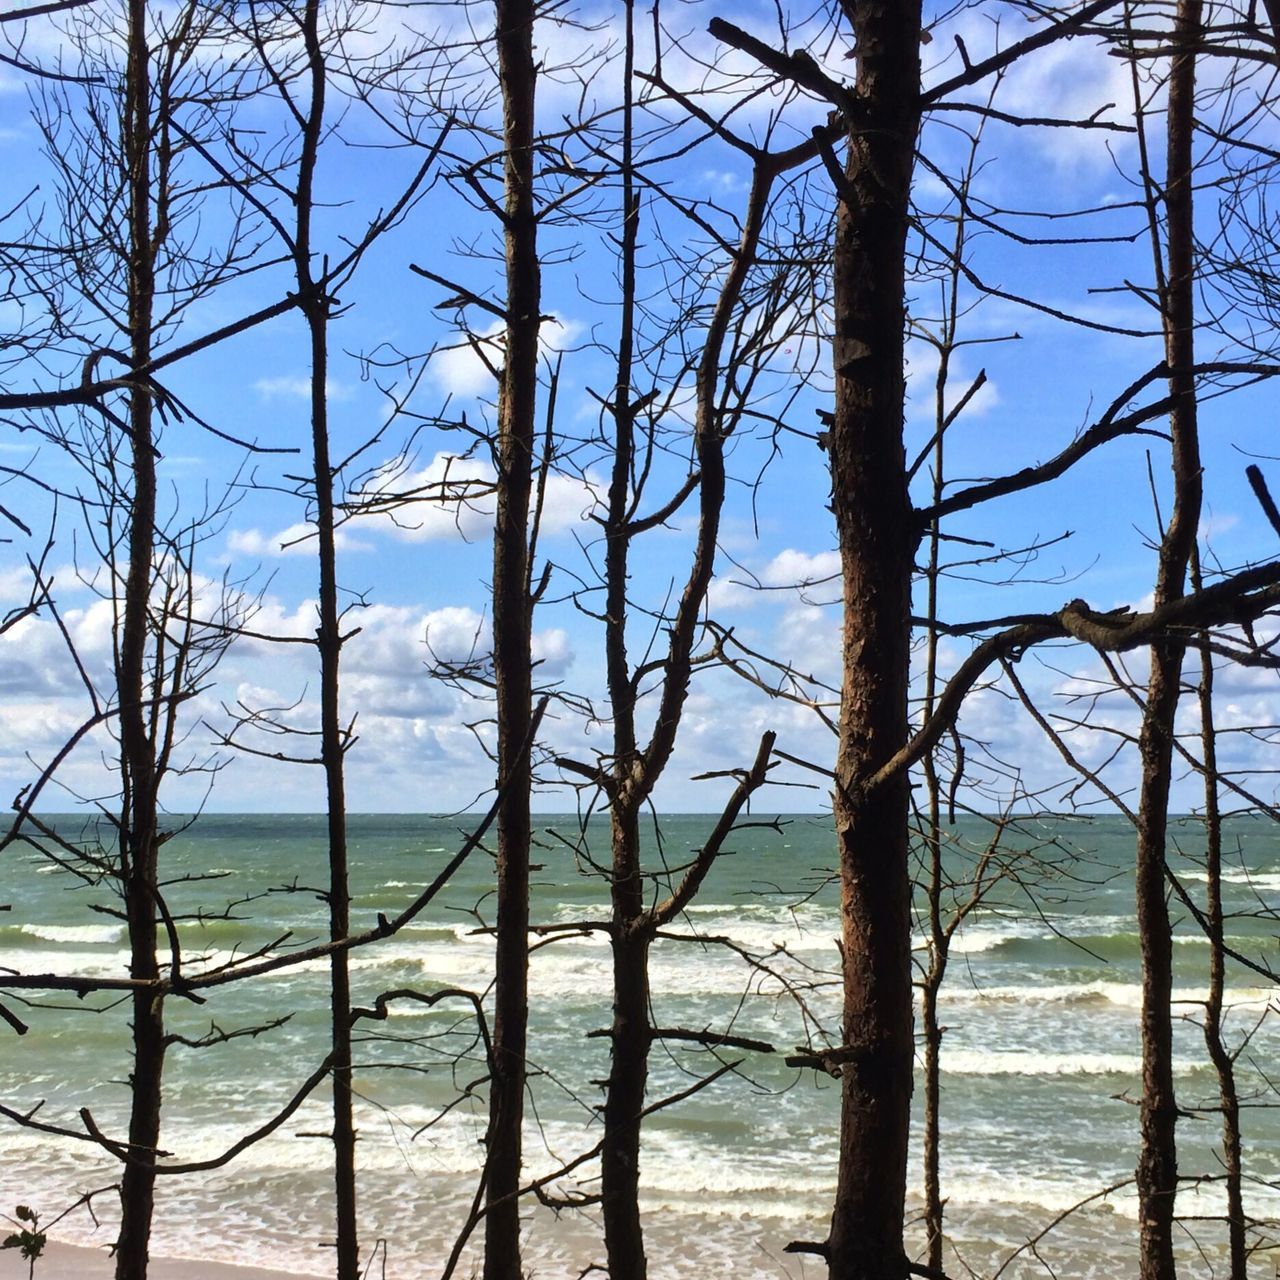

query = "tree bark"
[[593, 20, 777, 1270], [1192, 550, 1247, 1278], [601, 805, 649, 1280], [287, 3, 359, 1270], [1135, 6, 1201, 1277], [485, 0, 538, 1271], [920, 973, 944, 1272], [314, 315, 358, 1280], [825, 5, 922, 1278], [116, 0, 163, 1272]]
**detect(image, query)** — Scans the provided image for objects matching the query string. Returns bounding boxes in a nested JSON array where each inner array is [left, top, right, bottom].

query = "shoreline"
[[0, 1241, 323, 1280]]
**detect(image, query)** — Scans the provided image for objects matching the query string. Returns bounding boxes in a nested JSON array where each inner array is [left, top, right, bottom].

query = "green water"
[[0, 812, 1276, 1276]]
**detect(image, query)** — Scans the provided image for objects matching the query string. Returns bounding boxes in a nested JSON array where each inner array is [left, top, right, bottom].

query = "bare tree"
[[1125, 5, 1204, 1274], [520, 12, 848, 1272], [704, 6, 1280, 1277], [167, 3, 460, 1270], [55, 5, 254, 1272], [1189, 547, 1249, 1279], [484, 1, 539, 1271]]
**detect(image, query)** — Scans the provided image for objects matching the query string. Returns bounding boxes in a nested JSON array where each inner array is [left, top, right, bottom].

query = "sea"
[[0, 812, 1277, 1278]]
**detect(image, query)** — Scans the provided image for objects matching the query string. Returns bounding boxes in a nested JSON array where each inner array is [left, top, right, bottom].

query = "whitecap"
[[19, 923, 125, 945]]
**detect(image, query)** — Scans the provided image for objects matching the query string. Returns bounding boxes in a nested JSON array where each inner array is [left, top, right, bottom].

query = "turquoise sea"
[[0, 812, 1277, 1277]]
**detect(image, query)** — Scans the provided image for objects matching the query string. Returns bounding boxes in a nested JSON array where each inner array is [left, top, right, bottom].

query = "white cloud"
[[708, 547, 841, 612], [706, 575, 755, 611], [1199, 511, 1239, 540], [191, 594, 581, 807], [351, 451, 601, 544], [532, 628, 573, 678], [225, 522, 370, 559], [762, 548, 841, 590], [0, 565, 42, 607], [253, 376, 354, 401], [356, 453, 494, 542], [430, 317, 583, 401], [905, 341, 1000, 427], [927, 12, 1134, 171]]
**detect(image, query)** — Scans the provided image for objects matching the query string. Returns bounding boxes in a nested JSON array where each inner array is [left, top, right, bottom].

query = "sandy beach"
[[0, 1213, 813, 1280], [0, 1241, 321, 1280]]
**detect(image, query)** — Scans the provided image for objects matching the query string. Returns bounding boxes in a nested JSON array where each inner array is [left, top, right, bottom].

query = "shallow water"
[[1, 812, 1277, 1276]]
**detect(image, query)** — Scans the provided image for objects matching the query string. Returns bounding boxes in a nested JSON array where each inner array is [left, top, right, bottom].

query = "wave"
[[18, 923, 126, 945], [948, 920, 1047, 954], [945, 980, 1275, 1012], [1179, 869, 1280, 892], [939, 1049, 1206, 1078]]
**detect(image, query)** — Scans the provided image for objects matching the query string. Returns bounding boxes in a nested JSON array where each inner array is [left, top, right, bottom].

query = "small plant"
[[2, 1205, 46, 1278]]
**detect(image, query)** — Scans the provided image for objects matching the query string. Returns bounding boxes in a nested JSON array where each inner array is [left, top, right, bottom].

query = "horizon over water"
[[1, 812, 1277, 1277]]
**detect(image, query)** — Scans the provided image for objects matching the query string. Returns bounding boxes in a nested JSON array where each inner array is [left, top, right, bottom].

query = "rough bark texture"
[[598, 19, 648, 1261], [920, 975, 944, 1270], [601, 811, 650, 1280], [1192, 551, 1247, 1279], [826, 4, 922, 1277], [921, 577, 946, 1273], [1135, 6, 1201, 1277], [287, 3, 359, 1270], [116, 0, 163, 1271], [485, 0, 538, 1271], [1135, 657, 1182, 1280], [315, 322, 358, 1280]]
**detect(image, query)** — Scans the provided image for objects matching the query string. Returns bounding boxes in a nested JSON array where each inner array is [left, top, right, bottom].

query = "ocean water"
[[0, 812, 1277, 1278]]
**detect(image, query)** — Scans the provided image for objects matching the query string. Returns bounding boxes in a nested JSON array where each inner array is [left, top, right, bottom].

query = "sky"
[[2, 0, 1280, 820]]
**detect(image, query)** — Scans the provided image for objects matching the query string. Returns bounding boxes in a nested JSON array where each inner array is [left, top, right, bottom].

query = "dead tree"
[[1190, 547, 1249, 1279], [1125, 5, 1204, 1274], [176, 4, 458, 1269], [272, 2, 359, 1270], [527, 12, 838, 1272], [705, 5, 1280, 1277], [104, 4, 231, 1270], [0, 3, 309, 1271], [484, 1, 539, 1272]]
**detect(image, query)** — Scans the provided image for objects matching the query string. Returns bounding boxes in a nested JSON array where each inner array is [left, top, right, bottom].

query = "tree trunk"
[[1192, 550, 1247, 1278], [920, 274, 953, 1278], [485, 0, 539, 1271], [289, 2, 359, 1270], [601, 806, 650, 1280], [826, 5, 922, 1277], [599, 18, 648, 1270], [599, 929, 650, 1280], [920, 973, 944, 1270], [1135, 652, 1183, 1280], [309, 291, 358, 1280], [116, 0, 163, 1271], [591, 17, 774, 1269], [1135, 6, 1201, 1276]]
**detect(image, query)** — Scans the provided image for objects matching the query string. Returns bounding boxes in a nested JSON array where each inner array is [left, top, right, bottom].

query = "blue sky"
[[2, 0, 1279, 817]]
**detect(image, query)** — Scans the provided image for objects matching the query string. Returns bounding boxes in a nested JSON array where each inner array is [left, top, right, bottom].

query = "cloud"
[[532, 628, 573, 678], [225, 522, 370, 559], [354, 453, 495, 542], [351, 451, 601, 544], [186, 594, 581, 807], [429, 317, 583, 401], [904, 341, 1000, 426], [253, 376, 354, 401], [1199, 511, 1239, 540], [928, 12, 1133, 171], [709, 547, 841, 611], [762, 549, 841, 590], [0, 565, 44, 607]]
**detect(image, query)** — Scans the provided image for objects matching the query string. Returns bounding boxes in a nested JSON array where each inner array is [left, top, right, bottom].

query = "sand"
[[0, 1241, 321, 1280]]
